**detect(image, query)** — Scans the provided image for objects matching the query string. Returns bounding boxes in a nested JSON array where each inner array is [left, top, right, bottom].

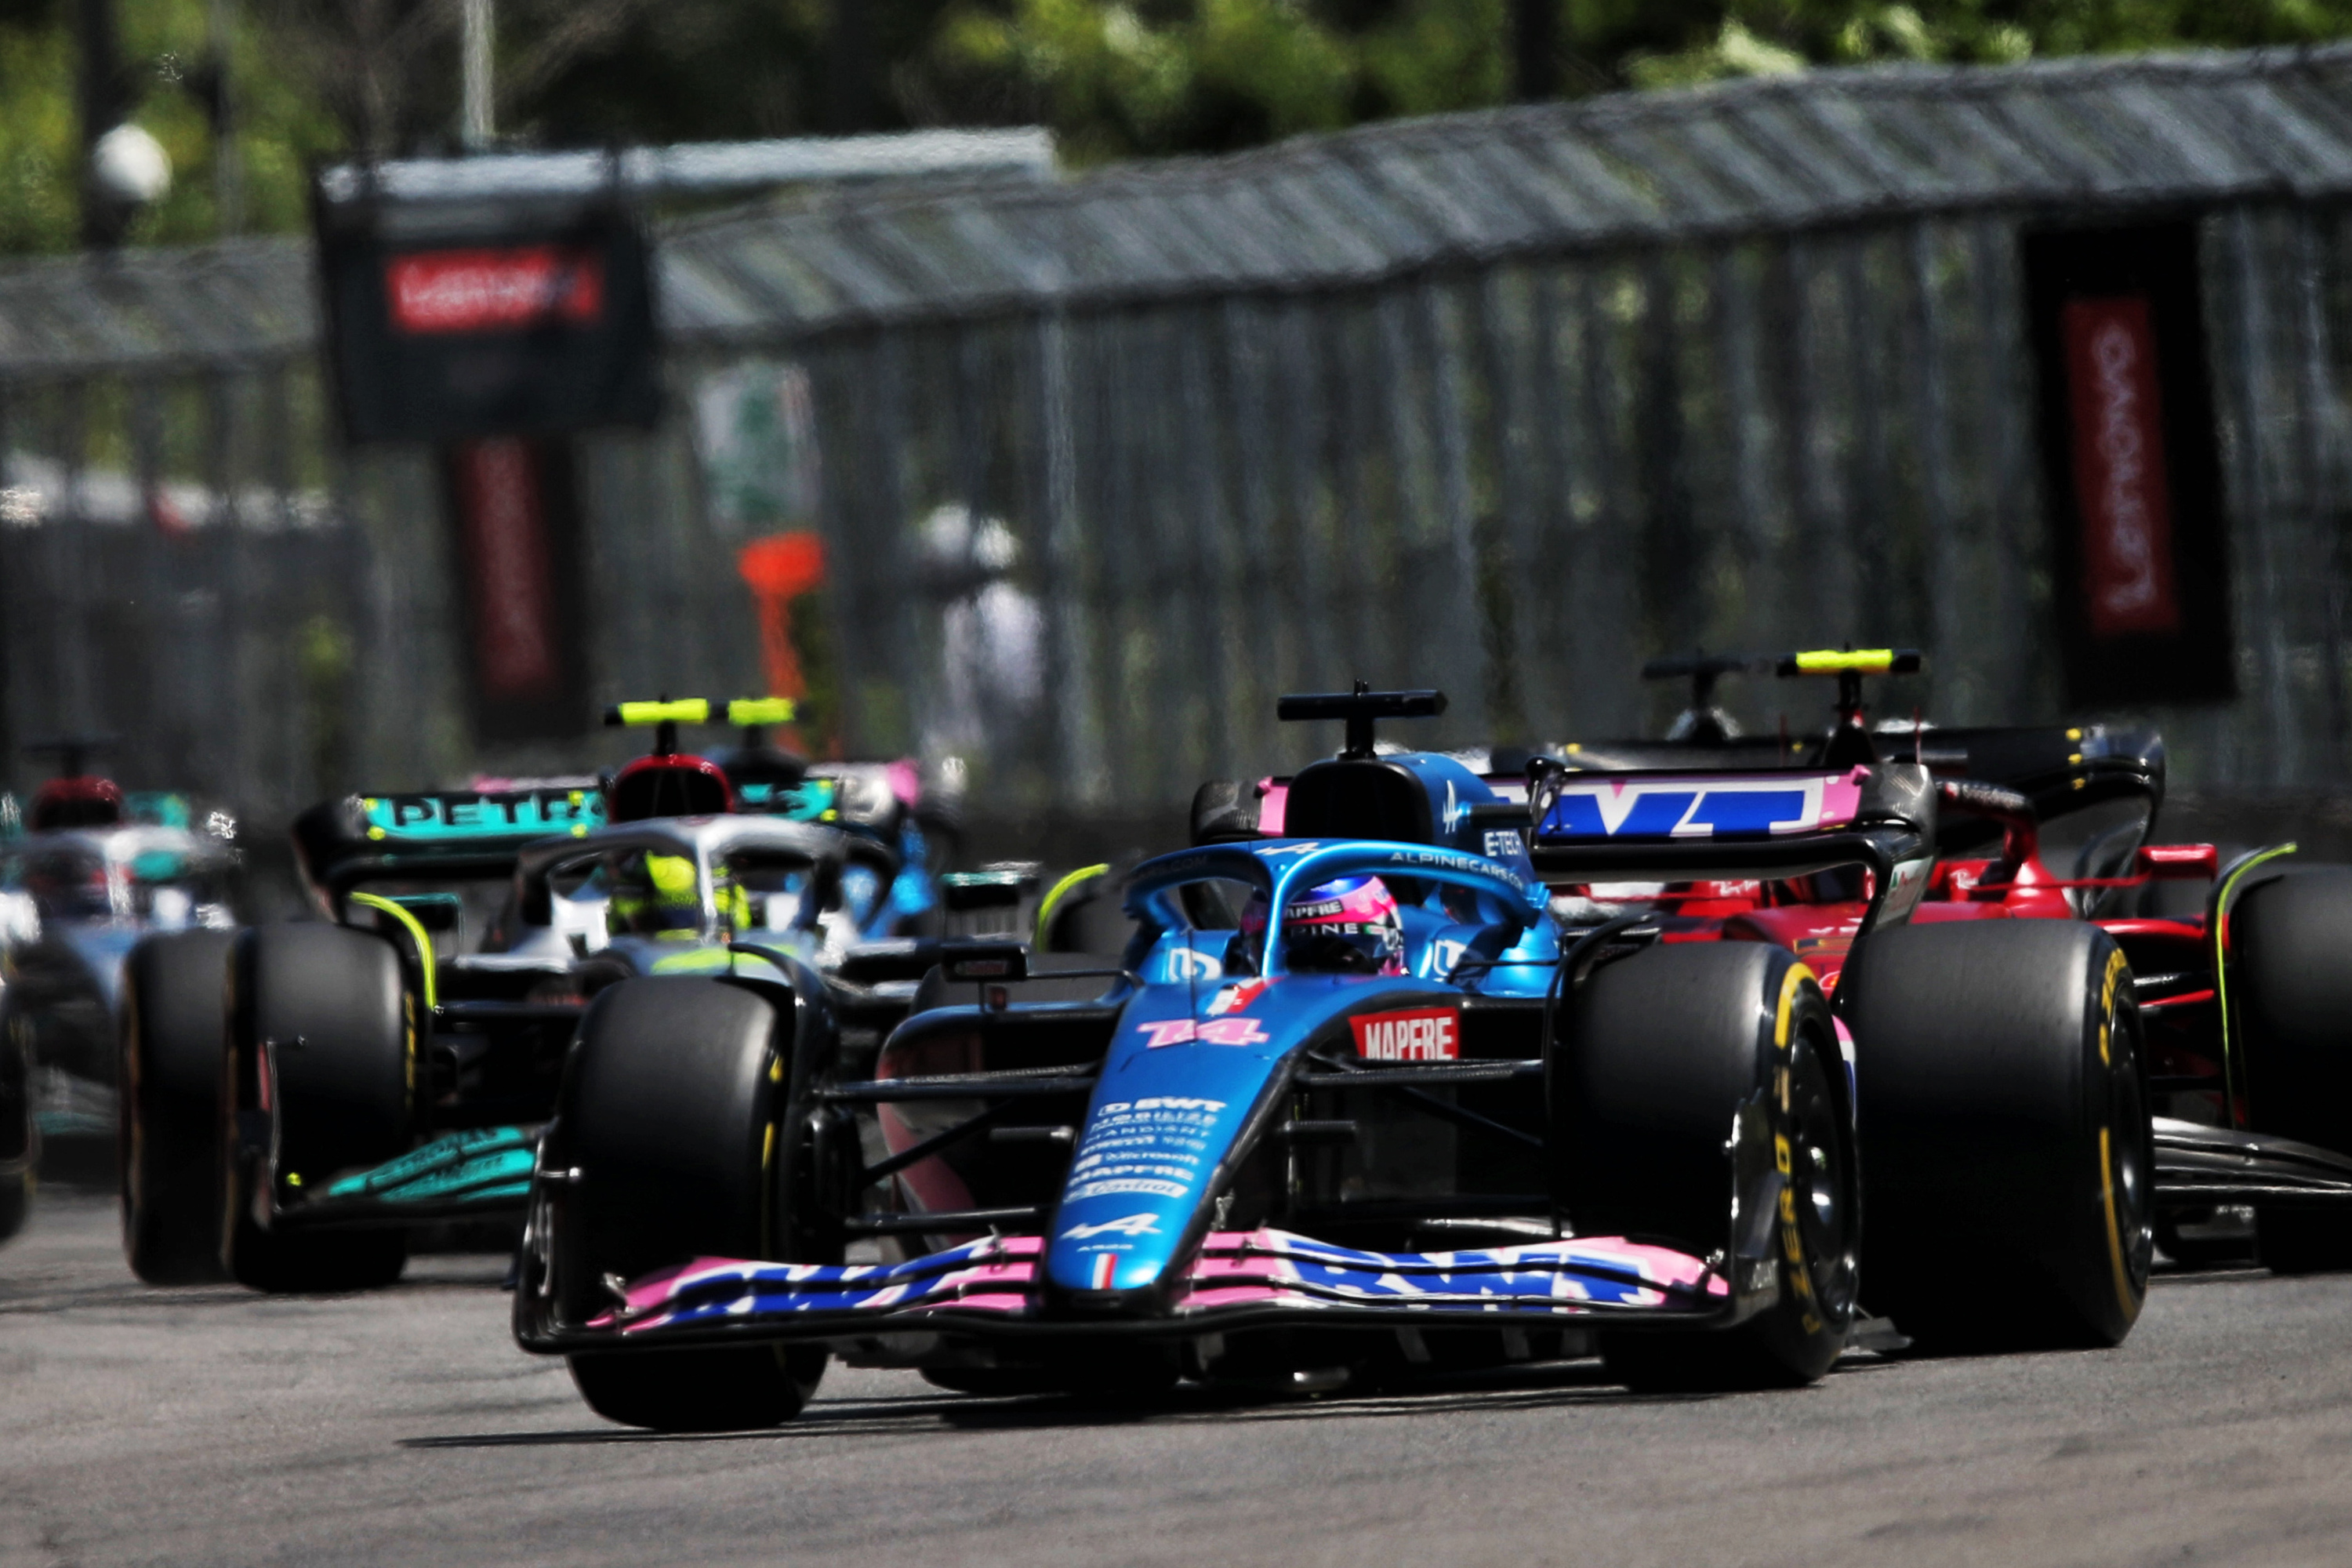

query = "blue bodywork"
[[1044, 837, 1554, 1299], [536, 754, 1753, 1354]]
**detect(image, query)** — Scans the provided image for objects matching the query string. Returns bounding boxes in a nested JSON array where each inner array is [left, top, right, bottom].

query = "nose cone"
[[1047, 1085, 1243, 1300], [1044, 971, 1433, 1308], [59, 925, 140, 1015], [1044, 1012, 1285, 1305]]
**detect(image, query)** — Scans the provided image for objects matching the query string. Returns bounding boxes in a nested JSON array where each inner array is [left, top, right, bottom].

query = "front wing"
[[519, 1227, 1733, 1354], [2154, 1116, 2352, 1209], [269, 1126, 540, 1229]]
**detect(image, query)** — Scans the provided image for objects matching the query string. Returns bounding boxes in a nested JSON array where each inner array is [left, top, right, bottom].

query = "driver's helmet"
[[1241, 875, 1406, 975], [712, 859, 750, 933], [608, 851, 706, 938]]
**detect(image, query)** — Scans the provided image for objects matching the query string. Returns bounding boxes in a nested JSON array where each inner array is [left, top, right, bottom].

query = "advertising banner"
[[2026, 223, 2232, 706], [319, 207, 658, 443], [442, 438, 588, 740]]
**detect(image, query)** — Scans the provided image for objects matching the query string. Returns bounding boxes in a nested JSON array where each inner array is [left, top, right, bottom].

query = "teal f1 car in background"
[[120, 702, 936, 1292], [1, 740, 240, 1247]]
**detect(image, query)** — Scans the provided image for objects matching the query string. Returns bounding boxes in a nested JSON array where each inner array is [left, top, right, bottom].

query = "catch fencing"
[[7, 48, 2352, 824]]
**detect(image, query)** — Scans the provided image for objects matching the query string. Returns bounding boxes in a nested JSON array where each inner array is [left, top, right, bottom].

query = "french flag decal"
[[1091, 1254, 1119, 1290]]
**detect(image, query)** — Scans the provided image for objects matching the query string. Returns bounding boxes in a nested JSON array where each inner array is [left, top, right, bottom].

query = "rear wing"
[[1915, 725, 2164, 851], [292, 788, 605, 901], [1534, 725, 2161, 855], [1525, 762, 1936, 925]]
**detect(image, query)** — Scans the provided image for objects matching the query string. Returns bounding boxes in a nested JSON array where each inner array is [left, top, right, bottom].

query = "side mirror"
[[940, 939, 1028, 983]]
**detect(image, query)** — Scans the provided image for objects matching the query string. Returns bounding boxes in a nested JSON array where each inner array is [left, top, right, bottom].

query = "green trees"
[[5, 0, 2352, 256]]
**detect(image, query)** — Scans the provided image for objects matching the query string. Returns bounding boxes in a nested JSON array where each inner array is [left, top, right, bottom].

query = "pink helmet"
[[1240, 875, 1406, 975]]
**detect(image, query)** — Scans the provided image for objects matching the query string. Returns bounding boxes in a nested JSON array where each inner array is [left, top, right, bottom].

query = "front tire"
[[1846, 920, 2152, 1351], [544, 977, 826, 1432], [1566, 942, 1859, 1392], [2230, 867, 2352, 1272], [222, 925, 412, 1293], [119, 931, 236, 1283], [569, 1345, 827, 1433]]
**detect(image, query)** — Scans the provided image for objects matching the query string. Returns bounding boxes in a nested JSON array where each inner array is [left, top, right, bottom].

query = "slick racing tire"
[[221, 925, 411, 1294], [920, 1343, 1181, 1401], [0, 1004, 31, 1247], [0, 1165, 25, 1248], [549, 977, 827, 1432], [1565, 942, 1859, 1392], [2230, 867, 2352, 1272], [119, 930, 237, 1283], [1846, 920, 2152, 1352]]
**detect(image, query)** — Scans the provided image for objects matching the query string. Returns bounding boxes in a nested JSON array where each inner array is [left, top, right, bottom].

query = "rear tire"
[[222, 925, 412, 1294], [1567, 942, 1859, 1392], [0, 996, 32, 1246], [1846, 920, 2152, 1352], [119, 931, 236, 1283], [2230, 867, 2352, 1273], [0, 1168, 25, 1246], [1189, 779, 1259, 844], [547, 977, 825, 1432]]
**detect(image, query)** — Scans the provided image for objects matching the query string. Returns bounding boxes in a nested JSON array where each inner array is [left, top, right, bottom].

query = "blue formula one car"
[[517, 687, 1898, 1430]]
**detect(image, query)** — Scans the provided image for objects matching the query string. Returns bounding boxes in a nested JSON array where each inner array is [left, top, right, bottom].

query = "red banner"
[[386, 246, 604, 336], [453, 439, 560, 699], [2062, 295, 2181, 637]]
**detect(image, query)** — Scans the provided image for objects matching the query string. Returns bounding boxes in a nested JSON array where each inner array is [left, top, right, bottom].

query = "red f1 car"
[[1542, 648, 2352, 1290]]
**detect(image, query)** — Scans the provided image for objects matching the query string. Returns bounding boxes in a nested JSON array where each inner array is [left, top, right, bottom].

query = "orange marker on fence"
[[735, 532, 826, 746]]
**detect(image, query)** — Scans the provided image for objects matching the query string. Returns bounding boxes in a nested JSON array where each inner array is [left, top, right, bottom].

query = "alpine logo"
[[1138, 1017, 1271, 1048], [1351, 1005, 1460, 1062], [1062, 1213, 1162, 1240]]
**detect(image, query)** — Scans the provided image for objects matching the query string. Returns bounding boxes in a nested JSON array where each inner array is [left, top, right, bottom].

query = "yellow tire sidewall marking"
[[2093, 948, 2140, 1319], [2099, 1124, 2137, 1319], [2098, 947, 2126, 1069], [1774, 962, 1816, 1052], [1773, 962, 1824, 1334]]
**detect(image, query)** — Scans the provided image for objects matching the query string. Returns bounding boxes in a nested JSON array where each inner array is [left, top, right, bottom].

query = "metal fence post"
[[1037, 305, 1105, 807]]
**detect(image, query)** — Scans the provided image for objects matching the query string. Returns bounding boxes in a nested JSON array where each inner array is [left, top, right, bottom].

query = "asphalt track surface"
[[9, 1186, 2352, 1568]]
